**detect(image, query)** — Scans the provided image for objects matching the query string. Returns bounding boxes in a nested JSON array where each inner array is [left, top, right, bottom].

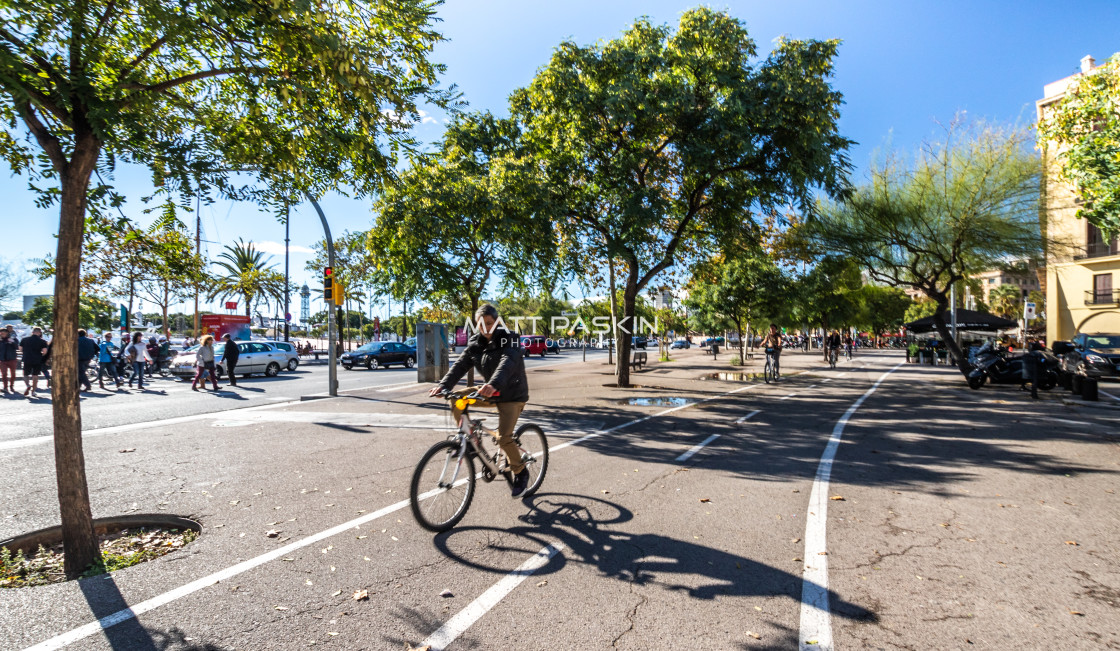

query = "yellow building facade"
[[1039, 55, 1120, 344]]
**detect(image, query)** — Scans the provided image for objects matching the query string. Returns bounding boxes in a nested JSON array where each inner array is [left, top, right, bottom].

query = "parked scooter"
[[967, 342, 1060, 391]]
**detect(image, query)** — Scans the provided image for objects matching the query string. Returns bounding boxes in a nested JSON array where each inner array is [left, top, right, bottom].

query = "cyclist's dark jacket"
[[438, 327, 528, 403], [827, 333, 842, 348]]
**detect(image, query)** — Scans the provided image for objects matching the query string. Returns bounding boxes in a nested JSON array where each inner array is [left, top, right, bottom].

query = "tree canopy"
[[511, 8, 852, 386], [1038, 53, 1120, 238]]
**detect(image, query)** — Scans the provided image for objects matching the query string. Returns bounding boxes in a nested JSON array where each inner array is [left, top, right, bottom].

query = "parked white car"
[[170, 341, 296, 380], [259, 340, 301, 372]]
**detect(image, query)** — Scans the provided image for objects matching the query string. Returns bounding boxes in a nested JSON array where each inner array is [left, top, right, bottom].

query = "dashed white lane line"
[[736, 410, 762, 424], [779, 393, 798, 401], [798, 361, 903, 651], [1100, 389, 1120, 403], [421, 542, 566, 651], [1042, 417, 1093, 426], [675, 434, 721, 462], [836, 372, 848, 378], [821, 379, 832, 383]]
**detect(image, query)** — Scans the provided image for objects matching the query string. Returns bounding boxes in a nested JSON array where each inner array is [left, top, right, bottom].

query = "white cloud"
[[255, 241, 315, 255]]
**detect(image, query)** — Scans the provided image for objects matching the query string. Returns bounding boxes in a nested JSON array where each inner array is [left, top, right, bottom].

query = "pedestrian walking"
[[98, 332, 122, 389], [77, 329, 98, 392], [0, 328, 17, 394], [19, 327, 49, 398], [191, 335, 220, 391], [41, 336, 53, 389], [4, 324, 17, 345], [146, 337, 159, 377], [125, 332, 152, 390], [221, 334, 240, 386]]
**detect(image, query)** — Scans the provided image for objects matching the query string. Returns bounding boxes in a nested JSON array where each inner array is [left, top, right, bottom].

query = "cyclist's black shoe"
[[511, 469, 530, 497]]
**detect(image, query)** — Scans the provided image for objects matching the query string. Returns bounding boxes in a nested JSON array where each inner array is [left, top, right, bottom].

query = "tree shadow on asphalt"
[[384, 493, 871, 649], [524, 363, 1116, 493]]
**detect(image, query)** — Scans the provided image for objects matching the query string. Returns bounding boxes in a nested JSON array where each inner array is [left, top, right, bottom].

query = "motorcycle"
[[967, 342, 1060, 391]]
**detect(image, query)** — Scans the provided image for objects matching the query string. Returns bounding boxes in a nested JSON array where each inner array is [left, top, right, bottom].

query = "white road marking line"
[[836, 372, 848, 378], [799, 361, 903, 651], [779, 393, 797, 401], [0, 399, 306, 452], [1042, 417, 1093, 426], [1100, 389, 1120, 403], [421, 543, 565, 651], [675, 434, 721, 462], [735, 410, 761, 424], [821, 379, 832, 383], [807, 384, 818, 390]]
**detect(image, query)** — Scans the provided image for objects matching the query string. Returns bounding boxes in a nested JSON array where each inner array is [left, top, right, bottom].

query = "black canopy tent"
[[903, 309, 1017, 334]]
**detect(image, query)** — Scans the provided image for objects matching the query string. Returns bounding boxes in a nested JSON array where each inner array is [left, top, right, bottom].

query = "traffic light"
[[323, 266, 334, 302], [333, 282, 345, 306]]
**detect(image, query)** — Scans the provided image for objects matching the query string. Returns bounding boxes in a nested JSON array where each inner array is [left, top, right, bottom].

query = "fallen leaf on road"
[[229, 500, 239, 505], [439, 589, 454, 598], [601, 490, 610, 494], [405, 645, 432, 651], [818, 551, 828, 556], [327, 632, 338, 636], [353, 590, 369, 601], [1065, 540, 1079, 546], [793, 558, 802, 562], [699, 498, 711, 503], [266, 530, 280, 538], [238, 533, 245, 538], [830, 496, 845, 501], [305, 579, 313, 586], [119, 449, 135, 453], [536, 580, 547, 587], [274, 606, 288, 611], [754, 606, 762, 611], [1070, 610, 1084, 616], [332, 590, 342, 597], [357, 535, 367, 539], [364, 557, 371, 561], [747, 631, 761, 639], [791, 538, 801, 543]]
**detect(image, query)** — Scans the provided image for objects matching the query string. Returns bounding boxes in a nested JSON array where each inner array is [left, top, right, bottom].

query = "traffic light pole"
[[306, 195, 338, 397]]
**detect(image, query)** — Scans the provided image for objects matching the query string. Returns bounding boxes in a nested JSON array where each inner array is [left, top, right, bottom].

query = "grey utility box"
[[416, 321, 450, 383]]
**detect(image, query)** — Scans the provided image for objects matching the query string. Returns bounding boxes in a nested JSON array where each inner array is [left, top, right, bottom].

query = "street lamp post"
[[305, 195, 338, 397]]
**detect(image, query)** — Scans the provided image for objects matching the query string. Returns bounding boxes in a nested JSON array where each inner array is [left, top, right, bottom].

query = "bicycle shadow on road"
[[390, 492, 873, 649]]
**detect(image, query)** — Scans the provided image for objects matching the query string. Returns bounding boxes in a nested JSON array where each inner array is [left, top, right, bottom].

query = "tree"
[[1038, 53, 1120, 238], [25, 295, 115, 332], [511, 9, 851, 386], [903, 298, 939, 324], [0, 0, 448, 576], [686, 246, 789, 363], [369, 111, 555, 335], [988, 284, 1021, 319], [854, 285, 911, 339], [209, 240, 287, 318], [137, 228, 206, 337], [805, 120, 1043, 374], [3, 310, 23, 321], [790, 256, 864, 336]]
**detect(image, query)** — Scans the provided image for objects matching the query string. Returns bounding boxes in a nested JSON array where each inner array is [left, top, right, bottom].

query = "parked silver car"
[[170, 341, 292, 380], [259, 340, 301, 372]]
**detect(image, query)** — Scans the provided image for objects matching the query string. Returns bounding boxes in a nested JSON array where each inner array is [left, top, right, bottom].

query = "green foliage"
[[208, 240, 287, 317], [510, 8, 852, 383], [988, 284, 1021, 319], [2, 310, 23, 321], [855, 285, 912, 335], [0, 258, 24, 310], [369, 112, 556, 316], [804, 119, 1043, 368], [1038, 53, 1120, 238], [24, 295, 115, 331], [790, 256, 864, 330], [903, 298, 939, 323]]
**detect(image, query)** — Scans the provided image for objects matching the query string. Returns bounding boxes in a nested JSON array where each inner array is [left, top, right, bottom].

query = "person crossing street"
[[0, 328, 17, 394], [221, 334, 240, 386], [98, 332, 122, 389], [77, 329, 99, 393]]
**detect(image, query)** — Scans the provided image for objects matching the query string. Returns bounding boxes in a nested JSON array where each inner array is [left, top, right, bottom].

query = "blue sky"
[[2, 0, 1118, 319]]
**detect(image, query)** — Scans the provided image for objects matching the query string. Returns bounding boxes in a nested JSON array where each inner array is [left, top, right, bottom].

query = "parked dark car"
[[545, 338, 561, 354], [670, 339, 691, 349], [340, 341, 416, 370], [1054, 333, 1120, 392], [631, 336, 648, 350]]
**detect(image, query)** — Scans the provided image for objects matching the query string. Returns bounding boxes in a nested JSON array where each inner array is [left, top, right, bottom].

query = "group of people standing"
[[85, 330, 172, 392], [0, 325, 50, 398]]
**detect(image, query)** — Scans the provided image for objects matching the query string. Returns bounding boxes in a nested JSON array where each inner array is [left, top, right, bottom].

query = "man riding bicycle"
[[761, 324, 782, 360], [825, 329, 842, 363], [429, 304, 531, 497]]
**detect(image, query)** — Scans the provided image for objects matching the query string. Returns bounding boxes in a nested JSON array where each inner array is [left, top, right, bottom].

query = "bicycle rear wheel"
[[410, 440, 476, 532], [764, 360, 772, 384], [513, 424, 549, 498]]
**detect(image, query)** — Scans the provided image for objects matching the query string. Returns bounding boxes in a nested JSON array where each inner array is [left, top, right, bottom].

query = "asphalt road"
[[2, 349, 1119, 650], [0, 349, 607, 445]]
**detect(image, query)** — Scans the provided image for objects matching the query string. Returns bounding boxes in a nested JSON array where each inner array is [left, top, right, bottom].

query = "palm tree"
[[988, 284, 1022, 319], [208, 240, 287, 317]]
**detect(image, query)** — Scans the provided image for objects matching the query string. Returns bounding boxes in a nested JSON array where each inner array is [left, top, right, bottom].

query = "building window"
[[1087, 223, 1120, 258], [1093, 273, 1114, 304]]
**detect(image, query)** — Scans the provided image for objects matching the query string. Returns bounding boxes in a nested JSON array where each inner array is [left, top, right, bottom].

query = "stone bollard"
[[1082, 377, 1099, 401]]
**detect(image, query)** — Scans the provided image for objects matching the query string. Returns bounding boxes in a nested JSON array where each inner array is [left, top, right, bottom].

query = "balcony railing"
[[1075, 241, 1120, 260], [1085, 289, 1120, 305]]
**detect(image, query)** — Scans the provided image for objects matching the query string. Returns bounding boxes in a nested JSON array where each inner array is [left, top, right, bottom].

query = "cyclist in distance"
[[429, 304, 531, 497], [844, 332, 854, 359], [826, 329, 842, 363]]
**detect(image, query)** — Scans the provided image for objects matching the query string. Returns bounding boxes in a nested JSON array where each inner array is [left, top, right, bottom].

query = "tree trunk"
[[737, 319, 745, 364], [930, 298, 969, 375], [53, 139, 102, 577], [467, 295, 478, 386], [607, 257, 618, 368], [615, 265, 640, 387]]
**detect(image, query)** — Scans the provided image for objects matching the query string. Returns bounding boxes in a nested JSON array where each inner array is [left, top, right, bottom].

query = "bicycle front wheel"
[[513, 424, 549, 498], [410, 440, 476, 532], [764, 362, 772, 384]]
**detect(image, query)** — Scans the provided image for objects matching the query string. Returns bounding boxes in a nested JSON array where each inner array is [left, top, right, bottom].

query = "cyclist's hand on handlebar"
[[428, 386, 446, 398], [476, 384, 498, 398]]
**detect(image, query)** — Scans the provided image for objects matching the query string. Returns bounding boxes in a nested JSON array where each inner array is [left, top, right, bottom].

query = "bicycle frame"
[[445, 397, 509, 484]]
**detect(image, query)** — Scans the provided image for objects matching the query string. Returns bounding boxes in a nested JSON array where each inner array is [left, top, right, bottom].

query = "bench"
[[631, 351, 648, 371]]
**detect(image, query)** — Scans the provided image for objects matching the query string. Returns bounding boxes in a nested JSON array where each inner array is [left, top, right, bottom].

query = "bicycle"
[[409, 390, 549, 532], [828, 347, 839, 370], [764, 347, 780, 383], [845, 346, 852, 361]]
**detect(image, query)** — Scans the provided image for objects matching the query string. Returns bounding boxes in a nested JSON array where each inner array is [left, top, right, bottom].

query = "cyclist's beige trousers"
[[449, 388, 527, 474]]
